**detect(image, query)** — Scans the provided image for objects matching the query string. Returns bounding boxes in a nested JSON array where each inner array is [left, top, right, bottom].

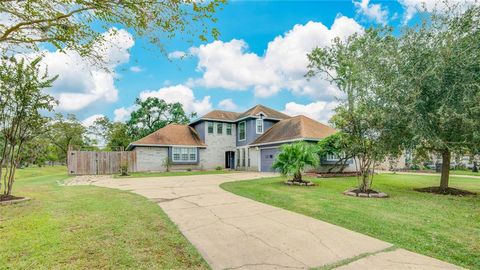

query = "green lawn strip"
[[313, 246, 398, 270], [0, 166, 209, 269], [114, 170, 234, 179], [220, 173, 480, 270]]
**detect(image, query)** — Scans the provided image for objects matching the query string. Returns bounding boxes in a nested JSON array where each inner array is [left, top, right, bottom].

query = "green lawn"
[[114, 170, 233, 178], [0, 166, 209, 269], [409, 169, 480, 177], [221, 173, 480, 270]]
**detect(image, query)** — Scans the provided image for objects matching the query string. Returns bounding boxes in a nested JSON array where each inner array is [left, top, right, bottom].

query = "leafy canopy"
[[127, 97, 196, 140], [0, 0, 225, 62]]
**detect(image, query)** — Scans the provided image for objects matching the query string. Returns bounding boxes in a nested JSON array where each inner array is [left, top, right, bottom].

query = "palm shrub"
[[272, 142, 319, 183]]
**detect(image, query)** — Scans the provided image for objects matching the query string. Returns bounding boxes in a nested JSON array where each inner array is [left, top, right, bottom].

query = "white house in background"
[[126, 104, 365, 172]]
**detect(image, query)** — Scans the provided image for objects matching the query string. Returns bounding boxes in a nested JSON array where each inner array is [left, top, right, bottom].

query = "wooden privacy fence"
[[68, 150, 136, 175]]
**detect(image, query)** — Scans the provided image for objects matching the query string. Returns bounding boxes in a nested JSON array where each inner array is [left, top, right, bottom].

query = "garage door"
[[260, 148, 279, 172]]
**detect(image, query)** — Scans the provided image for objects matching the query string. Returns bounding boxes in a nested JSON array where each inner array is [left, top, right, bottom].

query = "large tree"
[[127, 97, 196, 140], [388, 5, 480, 190], [307, 29, 405, 192], [45, 113, 87, 162], [0, 0, 224, 62], [89, 116, 131, 150], [0, 57, 56, 198]]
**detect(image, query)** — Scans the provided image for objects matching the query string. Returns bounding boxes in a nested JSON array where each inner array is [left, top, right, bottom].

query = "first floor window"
[[172, 147, 197, 162], [326, 153, 344, 161]]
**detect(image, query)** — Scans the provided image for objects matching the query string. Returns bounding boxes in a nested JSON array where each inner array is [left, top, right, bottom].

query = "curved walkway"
[[74, 172, 463, 270]]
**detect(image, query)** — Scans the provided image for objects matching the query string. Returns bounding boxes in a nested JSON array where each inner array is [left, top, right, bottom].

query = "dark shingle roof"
[[251, 115, 336, 146]]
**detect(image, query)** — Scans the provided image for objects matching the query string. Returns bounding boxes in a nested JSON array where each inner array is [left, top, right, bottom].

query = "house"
[[127, 104, 355, 172]]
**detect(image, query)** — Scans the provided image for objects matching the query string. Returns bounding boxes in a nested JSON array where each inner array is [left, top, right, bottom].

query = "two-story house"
[[127, 104, 339, 172]]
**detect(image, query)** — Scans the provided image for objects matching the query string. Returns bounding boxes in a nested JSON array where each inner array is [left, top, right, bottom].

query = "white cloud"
[[218, 99, 238, 111], [29, 28, 134, 112], [139, 84, 212, 116], [399, 0, 477, 23], [114, 106, 135, 122], [189, 16, 363, 99], [353, 0, 389, 25], [168, 50, 187, 59], [82, 114, 105, 127], [282, 101, 339, 124], [129, 66, 142, 72]]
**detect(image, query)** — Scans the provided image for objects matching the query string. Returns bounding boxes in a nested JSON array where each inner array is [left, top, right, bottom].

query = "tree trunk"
[[293, 171, 302, 182], [440, 150, 451, 190]]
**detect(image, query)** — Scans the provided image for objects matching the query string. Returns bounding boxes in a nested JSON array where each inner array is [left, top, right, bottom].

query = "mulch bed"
[[0, 195, 30, 206], [343, 188, 389, 198], [414, 187, 477, 196]]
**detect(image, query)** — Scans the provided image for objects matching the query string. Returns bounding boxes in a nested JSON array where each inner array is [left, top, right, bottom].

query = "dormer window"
[[256, 119, 264, 134]]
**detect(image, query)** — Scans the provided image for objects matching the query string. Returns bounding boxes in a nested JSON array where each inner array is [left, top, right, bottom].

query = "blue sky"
[[41, 0, 434, 126]]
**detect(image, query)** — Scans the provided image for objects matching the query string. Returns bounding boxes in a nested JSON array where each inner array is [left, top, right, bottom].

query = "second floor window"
[[238, 121, 246, 141], [217, 123, 223, 134], [226, 123, 232, 135], [256, 119, 264, 134], [207, 122, 214, 134]]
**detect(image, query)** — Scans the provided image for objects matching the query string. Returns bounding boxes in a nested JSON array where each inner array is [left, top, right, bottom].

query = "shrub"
[[273, 142, 319, 182], [120, 162, 129, 176], [186, 168, 192, 172], [215, 166, 222, 171]]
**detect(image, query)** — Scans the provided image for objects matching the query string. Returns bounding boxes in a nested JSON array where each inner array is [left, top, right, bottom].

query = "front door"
[[225, 151, 235, 169]]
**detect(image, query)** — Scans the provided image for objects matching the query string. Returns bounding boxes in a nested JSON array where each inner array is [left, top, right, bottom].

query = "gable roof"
[[199, 110, 242, 122], [191, 104, 290, 124], [251, 115, 336, 146], [237, 105, 290, 120], [128, 124, 205, 149]]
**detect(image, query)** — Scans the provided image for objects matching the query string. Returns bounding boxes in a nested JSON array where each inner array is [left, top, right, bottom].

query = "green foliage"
[[119, 162, 129, 176], [45, 113, 87, 162], [0, 0, 225, 64], [215, 166, 222, 171], [272, 142, 319, 182], [0, 57, 57, 196], [162, 157, 173, 172], [127, 97, 196, 140], [307, 29, 401, 191], [317, 133, 354, 173], [88, 116, 131, 150]]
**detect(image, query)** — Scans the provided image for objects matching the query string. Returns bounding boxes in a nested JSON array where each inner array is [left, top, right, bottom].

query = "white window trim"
[[326, 152, 345, 162], [238, 121, 246, 141], [256, 119, 264, 134], [172, 147, 197, 162]]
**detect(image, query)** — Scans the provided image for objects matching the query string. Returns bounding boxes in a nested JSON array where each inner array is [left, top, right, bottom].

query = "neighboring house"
[[127, 104, 357, 172]]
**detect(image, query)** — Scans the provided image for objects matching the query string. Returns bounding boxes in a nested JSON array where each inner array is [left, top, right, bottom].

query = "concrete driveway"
[[82, 172, 462, 270]]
